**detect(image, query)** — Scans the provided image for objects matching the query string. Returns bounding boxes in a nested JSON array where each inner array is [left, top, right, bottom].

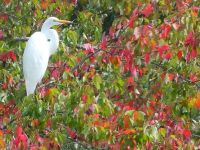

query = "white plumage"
[[23, 17, 70, 96]]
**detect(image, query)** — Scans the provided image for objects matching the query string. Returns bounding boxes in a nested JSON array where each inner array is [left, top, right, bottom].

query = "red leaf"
[[66, 127, 77, 139], [194, 99, 200, 109], [36, 135, 44, 143], [157, 44, 169, 58], [0, 51, 17, 62], [8, 51, 17, 61], [145, 141, 152, 150], [144, 53, 150, 64], [183, 129, 191, 139], [0, 30, 4, 40], [51, 69, 60, 79], [127, 76, 134, 85], [72, 0, 77, 5], [109, 27, 114, 38], [141, 4, 154, 17], [30, 146, 38, 150], [39, 87, 48, 97], [168, 73, 174, 81], [130, 7, 139, 18], [73, 70, 78, 77], [46, 119, 52, 128], [189, 73, 198, 82], [191, 49, 197, 59], [157, 44, 169, 52], [177, 50, 182, 60], [81, 94, 88, 103], [2, 83, 8, 90], [184, 32, 195, 47], [192, 6, 200, 17], [83, 43, 94, 54], [54, 7, 61, 14], [101, 33, 107, 50], [185, 53, 191, 61], [165, 52, 172, 60], [109, 143, 121, 150], [19, 134, 28, 146], [128, 17, 134, 28], [12, 126, 28, 149], [16, 126, 23, 137], [160, 24, 171, 39], [130, 66, 138, 78]]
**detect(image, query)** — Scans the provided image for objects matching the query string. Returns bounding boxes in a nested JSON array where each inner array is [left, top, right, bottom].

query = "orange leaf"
[[0, 130, 3, 137], [93, 121, 110, 128], [123, 129, 136, 135], [93, 121, 102, 126], [123, 115, 129, 128], [133, 111, 138, 121], [3, 0, 11, 5], [0, 139, 6, 149], [110, 56, 121, 67], [31, 119, 39, 127], [194, 99, 200, 109], [41, 0, 48, 10]]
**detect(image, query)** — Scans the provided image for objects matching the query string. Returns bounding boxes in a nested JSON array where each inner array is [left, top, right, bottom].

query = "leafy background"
[[0, 0, 200, 149]]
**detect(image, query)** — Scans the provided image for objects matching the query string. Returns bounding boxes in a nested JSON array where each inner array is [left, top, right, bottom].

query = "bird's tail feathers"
[[25, 80, 37, 96]]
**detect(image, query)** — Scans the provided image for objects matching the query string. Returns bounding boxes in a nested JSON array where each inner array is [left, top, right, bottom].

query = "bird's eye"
[[47, 39, 51, 42]]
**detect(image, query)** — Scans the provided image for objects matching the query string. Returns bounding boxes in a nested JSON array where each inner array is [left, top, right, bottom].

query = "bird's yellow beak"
[[56, 19, 72, 24]]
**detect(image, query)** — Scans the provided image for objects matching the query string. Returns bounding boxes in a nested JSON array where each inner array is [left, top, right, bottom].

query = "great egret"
[[23, 17, 71, 96]]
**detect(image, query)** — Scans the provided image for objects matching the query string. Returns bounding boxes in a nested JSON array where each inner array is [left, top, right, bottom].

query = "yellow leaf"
[[0, 139, 6, 149]]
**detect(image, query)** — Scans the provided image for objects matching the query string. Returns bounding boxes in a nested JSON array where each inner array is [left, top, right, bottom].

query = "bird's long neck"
[[41, 21, 52, 32], [41, 20, 59, 55]]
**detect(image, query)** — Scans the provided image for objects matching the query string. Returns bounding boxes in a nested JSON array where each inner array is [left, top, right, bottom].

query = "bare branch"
[[14, 37, 29, 42]]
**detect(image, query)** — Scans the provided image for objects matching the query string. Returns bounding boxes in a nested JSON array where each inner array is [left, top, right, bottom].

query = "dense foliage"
[[0, 0, 200, 149]]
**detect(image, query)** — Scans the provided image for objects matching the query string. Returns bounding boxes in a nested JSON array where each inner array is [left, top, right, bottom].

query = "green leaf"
[[67, 30, 78, 46], [93, 74, 102, 90]]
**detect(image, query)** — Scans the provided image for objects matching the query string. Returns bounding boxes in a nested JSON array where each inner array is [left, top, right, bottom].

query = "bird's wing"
[[23, 32, 50, 95]]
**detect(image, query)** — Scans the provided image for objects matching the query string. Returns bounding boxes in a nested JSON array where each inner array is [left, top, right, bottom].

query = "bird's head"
[[42, 17, 71, 31]]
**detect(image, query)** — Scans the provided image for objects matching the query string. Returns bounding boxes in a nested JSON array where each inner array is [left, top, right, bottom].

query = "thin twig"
[[71, 49, 101, 72], [38, 80, 56, 89], [152, 62, 200, 89], [13, 37, 29, 42]]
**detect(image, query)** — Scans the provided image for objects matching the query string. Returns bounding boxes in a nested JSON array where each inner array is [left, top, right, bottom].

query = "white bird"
[[23, 17, 71, 96]]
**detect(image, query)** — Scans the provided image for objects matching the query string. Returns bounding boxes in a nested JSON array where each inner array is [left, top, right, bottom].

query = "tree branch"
[[13, 37, 29, 41], [152, 62, 200, 89], [71, 49, 101, 72]]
